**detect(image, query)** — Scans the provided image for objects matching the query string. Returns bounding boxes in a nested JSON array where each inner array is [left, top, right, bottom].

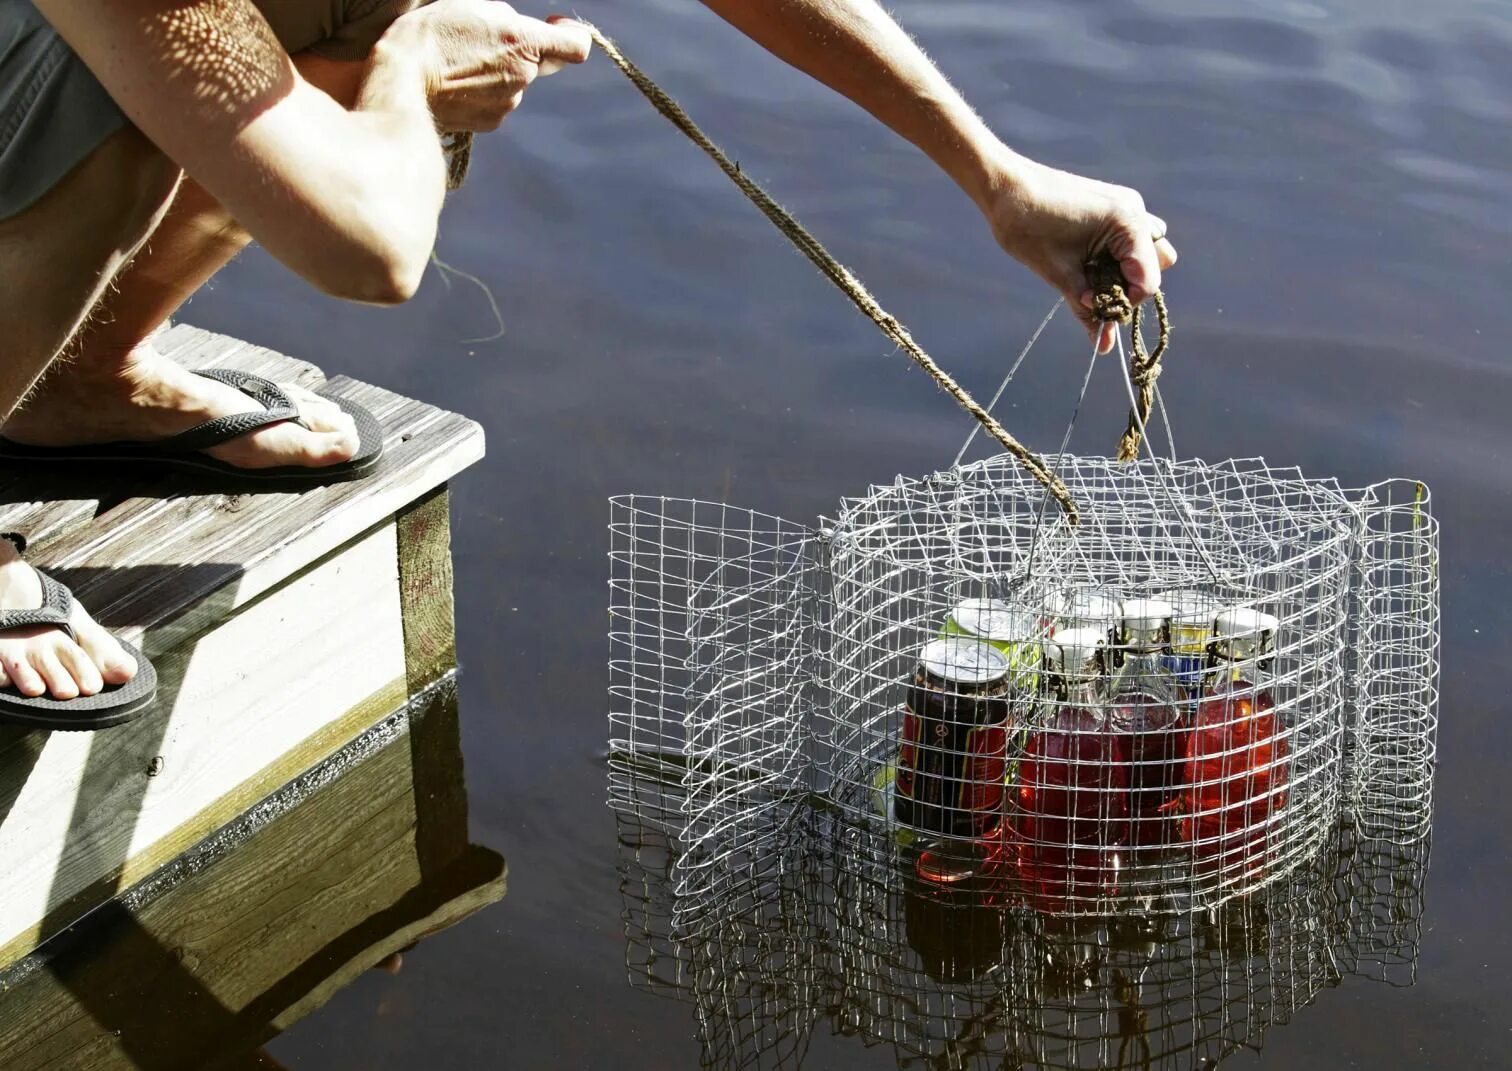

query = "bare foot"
[[0, 541, 137, 700], [2, 342, 359, 470]]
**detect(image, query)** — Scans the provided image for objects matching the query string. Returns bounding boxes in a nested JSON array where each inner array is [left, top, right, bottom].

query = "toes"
[[304, 425, 361, 466], [76, 623, 137, 685], [3, 652, 46, 697], [32, 649, 79, 700], [58, 641, 106, 696]]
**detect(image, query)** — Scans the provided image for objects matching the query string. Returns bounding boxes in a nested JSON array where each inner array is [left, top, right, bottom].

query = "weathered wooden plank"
[[34, 376, 485, 653], [154, 323, 326, 390], [0, 323, 331, 549], [397, 486, 458, 696], [0, 684, 506, 1071], [0, 523, 408, 970]]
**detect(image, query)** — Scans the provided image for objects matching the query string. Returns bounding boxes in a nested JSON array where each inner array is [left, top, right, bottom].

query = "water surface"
[[179, 0, 1509, 1064]]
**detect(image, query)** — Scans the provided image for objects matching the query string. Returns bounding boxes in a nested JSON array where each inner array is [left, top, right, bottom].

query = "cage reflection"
[[616, 766, 1427, 1071]]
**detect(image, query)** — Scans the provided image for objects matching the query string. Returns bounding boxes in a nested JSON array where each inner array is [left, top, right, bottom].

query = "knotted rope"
[[1084, 252, 1172, 461]]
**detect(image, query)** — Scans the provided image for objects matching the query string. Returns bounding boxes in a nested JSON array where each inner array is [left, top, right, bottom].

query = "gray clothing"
[[0, 0, 419, 221]]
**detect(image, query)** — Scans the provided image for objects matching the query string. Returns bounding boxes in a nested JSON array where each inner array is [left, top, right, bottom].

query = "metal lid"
[[1048, 587, 1121, 628], [1214, 607, 1279, 657], [1050, 627, 1107, 675], [949, 598, 1037, 643], [1119, 597, 1174, 633], [1155, 588, 1221, 624], [918, 637, 1012, 685]]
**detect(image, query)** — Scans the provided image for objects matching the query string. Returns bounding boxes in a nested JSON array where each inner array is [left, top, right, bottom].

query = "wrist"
[[360, 18, 436, 121], [966, 140, 1035, 216]]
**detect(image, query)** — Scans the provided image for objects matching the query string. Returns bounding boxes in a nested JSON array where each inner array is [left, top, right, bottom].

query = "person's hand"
[[982, 155, 1178, 354], [386, 1, 593, 131]]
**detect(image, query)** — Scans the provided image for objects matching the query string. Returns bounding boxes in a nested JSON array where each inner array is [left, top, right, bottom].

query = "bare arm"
[[700, 0, 1176, 349], [36, 0, 590, 304]]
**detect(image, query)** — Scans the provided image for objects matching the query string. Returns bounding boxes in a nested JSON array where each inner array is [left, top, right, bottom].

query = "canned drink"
[[940, 597, 1042, 694], [1043, 587, 1121, 638], [1157, 589, 1221, 691], [894, 638, 1013, 839]]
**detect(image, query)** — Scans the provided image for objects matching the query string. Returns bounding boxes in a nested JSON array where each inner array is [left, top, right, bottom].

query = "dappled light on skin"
[[140, 0, 293, 127]]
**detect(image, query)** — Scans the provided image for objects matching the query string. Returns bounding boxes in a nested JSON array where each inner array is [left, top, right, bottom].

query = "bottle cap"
[[1051, 627, 1106, 675], [1156, 589, 1220, 625], [1118, 598, 1173, 633], [948, 598, 1037, 644], [1047, 587, 1121, 632], [1214, 607, 1279, 657], [918, 637, 1011, 686]]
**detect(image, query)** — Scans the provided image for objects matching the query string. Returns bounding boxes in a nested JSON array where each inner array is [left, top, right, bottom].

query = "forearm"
[[229, 36, 446, 301], [700, 0, 1014, 209], [38, 0, 447, 303]]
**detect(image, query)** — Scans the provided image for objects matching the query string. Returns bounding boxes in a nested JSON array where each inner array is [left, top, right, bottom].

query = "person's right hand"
[[387, 1, 593, 131], [982, 156, 1178, 355]]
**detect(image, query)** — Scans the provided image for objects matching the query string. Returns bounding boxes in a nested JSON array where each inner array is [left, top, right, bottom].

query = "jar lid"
[[1214, 607, 1280, 657], [949, 598, 1038, 643], [1050, 627, 1107, 674], [1118, 597, 1174, 633], [1154, 588, 1221, 623], [1048, 587, 1121, 627], [918, 637, 1011, 685]]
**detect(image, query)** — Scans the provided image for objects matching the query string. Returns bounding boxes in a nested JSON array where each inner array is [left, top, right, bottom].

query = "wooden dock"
[[0, 323, 499, 1060]]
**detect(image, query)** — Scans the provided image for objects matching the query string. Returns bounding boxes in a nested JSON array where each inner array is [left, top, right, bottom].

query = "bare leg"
[[2, 54, 370, 470], [0, 124, 178, 697]]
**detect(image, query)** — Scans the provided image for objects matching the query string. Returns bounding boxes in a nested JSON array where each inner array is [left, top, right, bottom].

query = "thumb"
[[1115, 228, 1162, 305], [533, 15, 593, 72]]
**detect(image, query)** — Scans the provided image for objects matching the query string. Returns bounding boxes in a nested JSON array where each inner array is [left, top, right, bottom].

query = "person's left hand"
[[981, 155, 1179, 354]]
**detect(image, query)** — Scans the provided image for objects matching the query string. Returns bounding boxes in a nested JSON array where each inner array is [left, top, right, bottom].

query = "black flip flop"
[[0, 567, 158, 730], [0, 369, 383, 486]]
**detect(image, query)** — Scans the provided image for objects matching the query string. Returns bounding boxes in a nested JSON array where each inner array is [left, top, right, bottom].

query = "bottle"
[[895, 638, 1013, 884], [1155, 588, 1220, 697], [1107, 599, 1185, 852], [942, 597, 1043, 697], [1009, 627, 1127, 909], [1042, 587, 1122, 638], [1181, 608, 1290, 876]]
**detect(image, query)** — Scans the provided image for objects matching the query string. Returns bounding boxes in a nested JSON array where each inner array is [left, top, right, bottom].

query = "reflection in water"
[[0, 682, 506, 1070], [617, 767, 1427, 1071]]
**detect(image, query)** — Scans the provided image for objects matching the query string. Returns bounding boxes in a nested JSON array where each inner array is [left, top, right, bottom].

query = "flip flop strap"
[[0, 569, 77, 642], [153, 369, 305, 454]]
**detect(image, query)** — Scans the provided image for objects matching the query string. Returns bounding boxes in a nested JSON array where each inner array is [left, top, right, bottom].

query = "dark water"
[[171, 0, 1508, 1065]]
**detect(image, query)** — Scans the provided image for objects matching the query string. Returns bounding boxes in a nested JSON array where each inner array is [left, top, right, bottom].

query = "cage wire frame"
[[614, 770, 1431, 1071], [608, 451, 1438, 924]]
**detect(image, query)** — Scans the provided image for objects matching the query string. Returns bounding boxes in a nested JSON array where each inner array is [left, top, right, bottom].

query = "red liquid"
[[1008, 706, 1129, 907], [1180, 678, 1290, 875], [1108, 692, 1184, 848]]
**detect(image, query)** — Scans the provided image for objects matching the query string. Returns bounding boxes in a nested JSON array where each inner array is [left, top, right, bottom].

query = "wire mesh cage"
[[614, 763, 1432, 1071], [609, 452, 1438, 922]]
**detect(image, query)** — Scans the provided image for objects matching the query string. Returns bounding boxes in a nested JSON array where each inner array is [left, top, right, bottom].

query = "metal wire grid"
[[817, 454, 1362, 911], [1348, 479, 1440, 843], [608, 455, 1439, 919], [615, 779, 1431, 1071]]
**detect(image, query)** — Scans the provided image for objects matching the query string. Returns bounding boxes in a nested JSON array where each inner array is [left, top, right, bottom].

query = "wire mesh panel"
[[609, 453, 1439, 922], [609, 497, 819, 916], [1348, 480, 1440, 843], [615, 763, 1431, 1071]]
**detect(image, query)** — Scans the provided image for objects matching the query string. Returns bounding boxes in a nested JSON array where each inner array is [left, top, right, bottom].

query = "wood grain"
[[0, 324, 483, 972]]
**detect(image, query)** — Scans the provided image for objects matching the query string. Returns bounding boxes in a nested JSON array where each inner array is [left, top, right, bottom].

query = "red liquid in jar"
[[1108, 692, 1184, 848], [1010, 706, 1129, 906], [1180, 677, 1290, 873]]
